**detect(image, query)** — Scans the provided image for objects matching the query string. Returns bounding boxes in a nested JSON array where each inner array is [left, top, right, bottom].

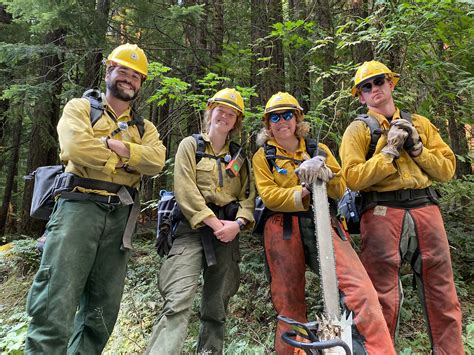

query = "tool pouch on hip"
[[26, 165, 65, 220]]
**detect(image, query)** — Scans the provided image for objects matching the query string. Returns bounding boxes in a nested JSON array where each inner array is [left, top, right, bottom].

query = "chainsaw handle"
[[281, 330, 352, 355]]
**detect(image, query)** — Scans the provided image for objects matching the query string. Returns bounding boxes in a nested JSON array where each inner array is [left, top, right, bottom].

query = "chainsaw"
[[280, 180, 352, 354]]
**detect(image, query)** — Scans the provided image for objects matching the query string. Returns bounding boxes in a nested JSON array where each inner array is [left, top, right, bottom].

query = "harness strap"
[[283, 214, 292, 240], [361, 187, 438, 211], [121, 192, 141, 251], [53, 173, 135, 196], [217, 157, 224, 188], [201, 227, 217, 267], [59, 191, 121, 204]]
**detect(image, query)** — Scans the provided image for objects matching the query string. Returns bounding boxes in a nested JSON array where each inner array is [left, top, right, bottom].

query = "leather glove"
[[381, 125, 408, 159], [295, 156, 334, 184], [391, 119, 423, 156], [156, 221, 174, 257]]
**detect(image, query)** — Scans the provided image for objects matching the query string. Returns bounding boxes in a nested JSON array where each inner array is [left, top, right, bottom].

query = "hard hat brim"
[[106, 59, 147, 78], [208, 99, 244, 114]]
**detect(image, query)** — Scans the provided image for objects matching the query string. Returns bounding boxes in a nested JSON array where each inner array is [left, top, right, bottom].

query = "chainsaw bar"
[[312, 180, 340, 317], [312, 181, 352, 354]]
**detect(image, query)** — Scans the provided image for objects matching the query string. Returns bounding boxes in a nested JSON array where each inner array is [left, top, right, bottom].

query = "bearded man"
[[24, 44, 166, 355]]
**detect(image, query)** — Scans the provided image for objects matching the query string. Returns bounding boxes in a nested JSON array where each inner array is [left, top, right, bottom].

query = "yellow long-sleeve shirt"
[[252, 138, 345, 213], [173, 134, 255, 230], [57, 96, 166, 189], [339, 108, 455, 192]]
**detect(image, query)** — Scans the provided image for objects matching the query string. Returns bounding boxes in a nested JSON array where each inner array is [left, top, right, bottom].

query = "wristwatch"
[[236, 219, 246, 231]]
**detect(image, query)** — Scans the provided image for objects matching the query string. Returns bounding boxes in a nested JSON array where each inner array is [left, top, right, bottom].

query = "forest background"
[[0, 0, 472, 353]]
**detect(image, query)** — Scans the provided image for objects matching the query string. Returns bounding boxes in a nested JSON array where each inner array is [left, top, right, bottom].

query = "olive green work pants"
[[24, 198, 131, 355], [146, 221, 241, 355]]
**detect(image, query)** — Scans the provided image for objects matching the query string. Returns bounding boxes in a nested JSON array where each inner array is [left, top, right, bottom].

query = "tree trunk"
[[288, 0, 311, 112], [250, 0, 285, 108], [0, 5, 12, 172], [313, 0, 336, 116], [81, 0, 111, 89], [20, 29, 66, 235], [351, 0, 373, 64], [183, 0, 211, 135], [209, 0, 224, 66], [0, 116, 22, 236], [447, 107, 471, 177]]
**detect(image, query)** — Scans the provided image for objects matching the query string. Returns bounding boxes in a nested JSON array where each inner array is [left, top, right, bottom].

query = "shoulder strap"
[[229, 141, 241, 157], [264, 143, 277, 171], [400, 110, 412, 123], [354, 114, 382, 160], [83, 89, 145, 139], [83, 89, 104, 126], [303, 138, 328, 159], [229, 141, 250, 199], [304, 138, 319, 157], [193, 133, 209, 164], [127, 110, 145, 138]]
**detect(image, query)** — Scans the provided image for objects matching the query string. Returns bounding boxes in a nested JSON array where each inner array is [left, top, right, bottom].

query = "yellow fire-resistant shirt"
[[173, 133, 255, 230], [57, 96, 166, 191], [252, 138, 345, 213], [339, 108, 455, 192]]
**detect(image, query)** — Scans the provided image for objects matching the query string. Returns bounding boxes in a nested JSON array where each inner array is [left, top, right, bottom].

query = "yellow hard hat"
[[351, 60, 400, 97], [207, 88, 244, 114], [264, 92, 304, 120], [105, 43, 148, 78]]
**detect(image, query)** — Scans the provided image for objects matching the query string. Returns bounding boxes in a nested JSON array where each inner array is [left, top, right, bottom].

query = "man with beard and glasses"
[[24, 44, 166, 355]]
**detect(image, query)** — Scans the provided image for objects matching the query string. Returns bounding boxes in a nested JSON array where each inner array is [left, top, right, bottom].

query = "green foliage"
[[0, 240, 37, 354], [436, 176, 474, 286], [0, 239, 40, 281], [0, 312, 28, 355], [147, 62, 190, 107]]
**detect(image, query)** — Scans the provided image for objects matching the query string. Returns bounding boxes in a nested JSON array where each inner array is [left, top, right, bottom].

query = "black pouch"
[[223, 201, 239, 220], [337, 189, 362, 235], [26, 165, 65, 220], [252, 196, 268, 237], [156, 190, 182, 257]]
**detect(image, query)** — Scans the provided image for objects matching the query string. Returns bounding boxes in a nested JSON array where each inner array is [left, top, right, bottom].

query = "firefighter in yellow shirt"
[[253, 92, 394, 354], [146, 89, 255, 354], [340, 60, 464, 354], [24, 44, 166, 354]]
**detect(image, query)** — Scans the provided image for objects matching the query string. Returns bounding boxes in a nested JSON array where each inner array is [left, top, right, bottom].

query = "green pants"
[[24, 198, 131, 355], [146, 221, 241, 355]]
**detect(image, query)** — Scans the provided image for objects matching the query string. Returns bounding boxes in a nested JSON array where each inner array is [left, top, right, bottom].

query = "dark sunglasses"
[[359, 76, 387, 93], [269, 111, 294, 123]]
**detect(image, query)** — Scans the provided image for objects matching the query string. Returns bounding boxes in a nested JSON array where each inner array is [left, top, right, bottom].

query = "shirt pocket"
[[92, 117, 113, 138], [196, 159, 216, 193]]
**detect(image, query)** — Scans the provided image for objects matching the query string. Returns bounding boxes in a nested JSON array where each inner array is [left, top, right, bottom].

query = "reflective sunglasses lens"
[[360, 83, 372, 93], [270, 113, 281, 123], [373, 77, 386, 86], [282, 111, 294, 121]]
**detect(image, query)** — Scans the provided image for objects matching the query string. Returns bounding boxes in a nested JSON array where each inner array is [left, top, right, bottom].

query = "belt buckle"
[[396, 189, 412, 201]]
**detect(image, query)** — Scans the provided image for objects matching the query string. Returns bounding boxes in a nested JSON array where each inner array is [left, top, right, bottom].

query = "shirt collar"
[[367, 108, 401, 129], [102, 94, 132, 121], [200, 132, 231, 155]]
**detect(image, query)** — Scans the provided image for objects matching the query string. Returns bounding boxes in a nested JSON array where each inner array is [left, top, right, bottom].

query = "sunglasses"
[[269, 111, 294, 123], [359, 76, 387, 93]]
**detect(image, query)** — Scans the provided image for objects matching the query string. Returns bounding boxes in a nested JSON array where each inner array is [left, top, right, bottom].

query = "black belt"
[[54, 172, 136, 196], [60, 191, 122, 204], [361, 187, 438, 210]]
